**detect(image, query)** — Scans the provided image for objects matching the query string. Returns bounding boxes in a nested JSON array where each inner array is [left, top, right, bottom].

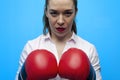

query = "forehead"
[[48, 0, 74, 10]]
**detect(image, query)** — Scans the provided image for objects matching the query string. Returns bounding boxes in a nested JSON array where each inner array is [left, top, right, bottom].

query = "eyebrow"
[[49, 9, 74, 12], [64, 9, 74, 12], [49, 9, 57, 12], [49, 9, 73, 12]]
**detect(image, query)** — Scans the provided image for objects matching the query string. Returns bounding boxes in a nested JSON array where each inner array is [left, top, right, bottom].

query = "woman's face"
[[46, 0, 76, 38]]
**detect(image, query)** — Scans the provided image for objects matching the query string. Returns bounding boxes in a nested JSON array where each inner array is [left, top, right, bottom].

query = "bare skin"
[[46, 0, 76, 59]]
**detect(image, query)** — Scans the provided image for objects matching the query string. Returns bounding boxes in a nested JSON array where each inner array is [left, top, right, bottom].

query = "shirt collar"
[[67, 32, 77, 44], [43, 33, 51, 41]]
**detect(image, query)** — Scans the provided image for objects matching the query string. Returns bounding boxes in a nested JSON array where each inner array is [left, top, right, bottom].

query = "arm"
[[15, 42, 32, 80], [90, 46, 102, 80]]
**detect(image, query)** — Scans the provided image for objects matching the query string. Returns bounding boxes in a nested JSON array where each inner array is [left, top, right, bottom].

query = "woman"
[[16, 0, 102, 80]]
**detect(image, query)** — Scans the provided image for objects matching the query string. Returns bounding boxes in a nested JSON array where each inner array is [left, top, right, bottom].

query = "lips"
[[56, 27, 65, 32]]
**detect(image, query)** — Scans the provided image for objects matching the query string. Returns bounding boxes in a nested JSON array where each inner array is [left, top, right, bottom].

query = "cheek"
[[48, 18, 57, 32], [66, 14, 75, 26], [48, 17, 56, 27], [66, 18, 74, 27]]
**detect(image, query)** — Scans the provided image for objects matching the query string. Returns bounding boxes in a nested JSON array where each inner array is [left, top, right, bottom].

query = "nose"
[[57, 14, 64, 26]]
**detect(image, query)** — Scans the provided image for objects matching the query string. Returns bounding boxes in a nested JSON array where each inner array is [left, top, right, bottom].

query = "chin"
[[56, 33, 66, 37], [57, 32, 71, 38]]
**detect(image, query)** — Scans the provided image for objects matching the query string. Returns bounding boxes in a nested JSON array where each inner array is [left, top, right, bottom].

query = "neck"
[[51, 32, 73, 43]]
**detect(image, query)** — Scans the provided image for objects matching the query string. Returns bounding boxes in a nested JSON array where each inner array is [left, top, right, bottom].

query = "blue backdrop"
[[0, 0, 120, 80]]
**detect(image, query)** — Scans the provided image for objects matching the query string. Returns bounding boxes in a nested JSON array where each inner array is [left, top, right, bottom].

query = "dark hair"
[[43, 0, 78, 35]]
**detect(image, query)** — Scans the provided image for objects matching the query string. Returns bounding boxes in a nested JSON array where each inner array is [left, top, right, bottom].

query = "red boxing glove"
[[58, 48, 96, 80], [18, 49, 58, 80]]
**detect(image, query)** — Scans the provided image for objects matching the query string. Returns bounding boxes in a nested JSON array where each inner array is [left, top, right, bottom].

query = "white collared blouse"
[[16, 32, 102, 80]]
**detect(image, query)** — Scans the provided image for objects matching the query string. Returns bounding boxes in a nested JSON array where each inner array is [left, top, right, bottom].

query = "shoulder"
[[28, 34, 45, 44], [75, 35, 95, 48], [75, 35, 97, 58], [24, 34, 47, 50]]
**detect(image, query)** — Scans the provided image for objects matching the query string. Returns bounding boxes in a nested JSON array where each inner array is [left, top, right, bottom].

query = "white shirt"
[[16, 32, 102, 80]]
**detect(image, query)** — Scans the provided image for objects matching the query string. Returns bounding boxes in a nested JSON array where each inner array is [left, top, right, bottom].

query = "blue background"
[[0, 0, 120, 80]]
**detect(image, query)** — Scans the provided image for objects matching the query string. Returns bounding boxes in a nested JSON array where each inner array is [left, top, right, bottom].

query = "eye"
[[49, 11, 58, 17], [64, 11, 73, 17]]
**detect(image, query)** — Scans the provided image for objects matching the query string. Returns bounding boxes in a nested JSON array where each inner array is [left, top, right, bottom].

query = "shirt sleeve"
[[15, 41, 32, 80], [90, 45, 102, 80]]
